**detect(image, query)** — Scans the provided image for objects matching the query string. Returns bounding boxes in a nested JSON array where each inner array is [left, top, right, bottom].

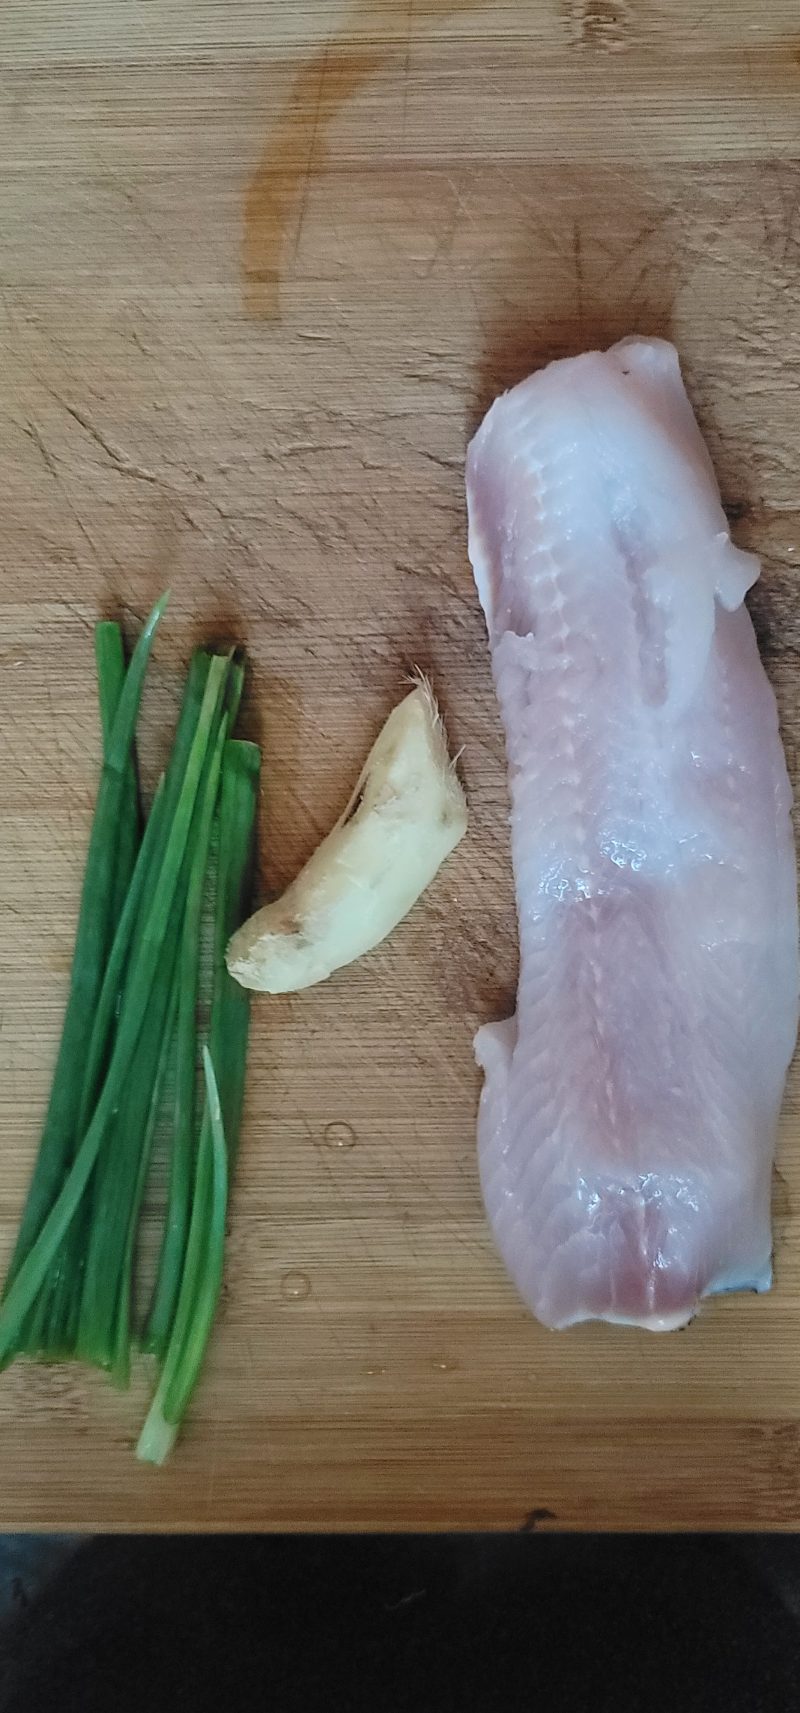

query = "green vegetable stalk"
[[0, 600, 260, 1464]]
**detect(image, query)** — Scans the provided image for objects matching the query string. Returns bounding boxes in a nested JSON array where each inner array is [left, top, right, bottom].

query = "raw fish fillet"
[[467, 336, 798, 1330]]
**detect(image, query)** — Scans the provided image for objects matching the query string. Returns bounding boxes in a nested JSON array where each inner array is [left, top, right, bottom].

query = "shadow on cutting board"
[[469, 183, 678, 431], [0, 1533, 799, 1711]]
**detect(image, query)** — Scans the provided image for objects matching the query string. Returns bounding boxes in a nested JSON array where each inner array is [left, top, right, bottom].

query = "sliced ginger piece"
[[226, 677, 467, 993]]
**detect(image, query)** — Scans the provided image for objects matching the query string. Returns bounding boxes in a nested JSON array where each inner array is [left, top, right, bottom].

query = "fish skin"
[[467, 336, 799, 1331]]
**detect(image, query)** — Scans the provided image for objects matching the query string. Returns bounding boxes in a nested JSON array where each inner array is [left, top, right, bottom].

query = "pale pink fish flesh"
[[467, 336, 798, 1331]]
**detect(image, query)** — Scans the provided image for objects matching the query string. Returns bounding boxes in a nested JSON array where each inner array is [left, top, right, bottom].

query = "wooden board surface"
[[0, 0, 799, 1531]]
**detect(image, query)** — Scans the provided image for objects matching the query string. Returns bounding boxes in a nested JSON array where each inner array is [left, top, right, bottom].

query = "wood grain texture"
[[0, 0, 798, 1530]]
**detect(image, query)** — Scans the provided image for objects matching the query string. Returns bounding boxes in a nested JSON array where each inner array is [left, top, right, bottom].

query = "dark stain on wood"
[[565, 0, 631, 51], [243, 43, 384, 319], [724, 498, 756, 527], [242, 0, 494, 319], [519, 1506, 557, 1532]]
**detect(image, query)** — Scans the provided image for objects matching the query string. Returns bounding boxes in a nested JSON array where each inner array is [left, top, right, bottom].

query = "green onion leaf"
[[145, 715, 230, 1353], [136, 1047, 228, 1465], [138, 737, 259, 1458], [2, 594, 168, 1307], [0, 649, 229, 1364]]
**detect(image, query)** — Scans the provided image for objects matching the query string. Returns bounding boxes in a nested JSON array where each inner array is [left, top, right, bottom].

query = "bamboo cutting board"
[[0, 0, 799, 1531]]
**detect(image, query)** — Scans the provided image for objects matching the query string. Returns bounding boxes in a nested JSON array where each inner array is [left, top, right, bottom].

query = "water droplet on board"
[[323, 1121, 357, 1150], [280, 1270, 311, 1302]]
